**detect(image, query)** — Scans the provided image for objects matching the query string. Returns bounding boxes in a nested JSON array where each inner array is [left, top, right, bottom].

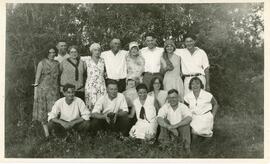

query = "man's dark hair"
[[136, 83, 148, 92], [183, 33, 197, 41], [167, 89, 179, 95], [145, 32, 157, 39], [106, 79, 118, 87], [63, 83, 76, 92]]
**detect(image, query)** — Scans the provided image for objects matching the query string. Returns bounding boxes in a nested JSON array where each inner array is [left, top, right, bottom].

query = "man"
[[101, 38, 128, 92], [140, 33, 164, 88], [176, 34, 210, 95], [47, 83, 91, 137], [54, 41, 70, 63], [157, 89, 192, 154], [91, 79, 130, 136]]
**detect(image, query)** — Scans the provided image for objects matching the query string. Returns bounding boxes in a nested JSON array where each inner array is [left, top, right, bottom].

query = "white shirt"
[[158, 102, 192, 125], [92, 93, 128, 114], [184, 89, 213, 115], [140, 47, 163, 73], [101, 50, 128, 80], [48, 97, 90, 122], [54, 53, 70, 63], [175, 48, 209, 75]]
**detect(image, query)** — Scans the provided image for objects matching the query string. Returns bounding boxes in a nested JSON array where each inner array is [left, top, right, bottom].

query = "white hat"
[[89, 43, 101, 52], [129, 41, 139, 50]]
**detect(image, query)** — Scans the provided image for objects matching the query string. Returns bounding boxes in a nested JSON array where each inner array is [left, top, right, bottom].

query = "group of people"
[[32, 33, 219, 154]]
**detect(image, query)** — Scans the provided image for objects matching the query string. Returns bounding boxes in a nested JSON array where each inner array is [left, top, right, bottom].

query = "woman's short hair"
[[149, 77, 164, 92], [136, 83, 148, 92], [68, 45, 79, 53], [63, 83, 76, 92], [167, 89, 179, 95], [48, 46, 58, 56], [189, 77, 204, 90]]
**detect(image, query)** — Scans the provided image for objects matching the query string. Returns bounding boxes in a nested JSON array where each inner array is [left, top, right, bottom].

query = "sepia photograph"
[[4, 2, 264, 158]]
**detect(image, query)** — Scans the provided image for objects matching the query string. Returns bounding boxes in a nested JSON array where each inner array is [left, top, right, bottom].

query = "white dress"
[[129, 96, 158, 139], [184, 89, 214, 137]]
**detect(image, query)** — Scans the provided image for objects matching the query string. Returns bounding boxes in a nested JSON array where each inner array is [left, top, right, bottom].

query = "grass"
[[5, 107, 263, 158]]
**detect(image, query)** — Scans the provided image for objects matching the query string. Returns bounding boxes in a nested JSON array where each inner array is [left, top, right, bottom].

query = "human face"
[[91, 47, 101, 58], [48, 48, 56, 60], [57, 42, 67, 54], [130, 47, 139, 57], [145, 36, 156, 49], [127, 80, 136, 89], [165, 45, 175, 54], [167, 92, 179, 107], [191, 79, 202, 92], [137, 88, 148, 101], [184, 37, 195, 49], [64, 88, 75, 101], [107, 84, 118, 99], [153, 79, 161, 91], [110, 39, 121, 53], [69, 48, 78, 59]]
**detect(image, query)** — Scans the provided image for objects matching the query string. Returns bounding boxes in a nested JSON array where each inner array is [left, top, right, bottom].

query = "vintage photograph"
[[5, 3, 264, 158]]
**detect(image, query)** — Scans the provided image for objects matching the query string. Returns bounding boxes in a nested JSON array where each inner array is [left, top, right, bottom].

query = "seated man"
[[47, 83, 91, 137], [91, 79, 130, 136], [157, 89, 192, 154]]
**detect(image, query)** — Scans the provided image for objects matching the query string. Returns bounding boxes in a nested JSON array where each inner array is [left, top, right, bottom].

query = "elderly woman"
[[32, 46, 60, 137], [148, 77, 168, 108], [82, 43, 106, 110], [129, 83, 158, 140], [184, 77, 218, 138], [126, 41, 145, 83], [60, 45, 86, 100], [160, 39, 184, 102]]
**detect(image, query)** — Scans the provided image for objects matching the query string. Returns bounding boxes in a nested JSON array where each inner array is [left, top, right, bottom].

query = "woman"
[[126, 41, 145, 83], [129, 83, 158, 140], [32, 46, 60, 137], [184, 77, 218, 138], [60, 45, 86, 100], [148, 77, 168, 108], [83, 43, 106, 110], [161, 39, 184, 102]]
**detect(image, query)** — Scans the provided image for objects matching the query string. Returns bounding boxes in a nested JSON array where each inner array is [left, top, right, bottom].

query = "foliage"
[[5, 3, 264, 158]]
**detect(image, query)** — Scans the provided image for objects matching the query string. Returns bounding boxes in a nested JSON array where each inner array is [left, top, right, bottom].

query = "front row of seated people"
[[47, 77, 218, 153]]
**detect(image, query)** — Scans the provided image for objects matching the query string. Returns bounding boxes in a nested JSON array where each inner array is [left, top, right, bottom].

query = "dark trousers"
[[47, 120, 91, 137], [106, 78, 126, 93], [142, 72, 163, 89], [91, 114, 130, 136]]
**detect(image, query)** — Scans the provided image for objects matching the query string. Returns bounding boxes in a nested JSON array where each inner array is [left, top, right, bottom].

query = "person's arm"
[[83, 60, 87, 86], [91, 97, 110, 123], [33, 61, 43, 86], [51, 118, 71, 129], [128, 104, 136, 118], [70, 117, 84, 127], [211, 96, 219, 118], [171, 116, 192, 129], [157, 117, 171, 128], [160, 57, 169, 74], [48, 102, 71, 129], [204, 67, 210, 91]]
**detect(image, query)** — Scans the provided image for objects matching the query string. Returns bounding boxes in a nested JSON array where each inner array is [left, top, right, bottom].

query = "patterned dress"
[[32, 59, 60, 123], [84, 56, 106, 110]]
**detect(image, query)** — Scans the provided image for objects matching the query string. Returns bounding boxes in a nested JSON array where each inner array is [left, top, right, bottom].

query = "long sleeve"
[[78, 100, 90, 120], [92, 96, 104, 114], [48, 101, 60, 122]]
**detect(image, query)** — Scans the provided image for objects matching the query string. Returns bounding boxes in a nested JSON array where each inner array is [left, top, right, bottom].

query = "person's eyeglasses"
[[154, 82, 160, 84], [49, 51, 56, 54]]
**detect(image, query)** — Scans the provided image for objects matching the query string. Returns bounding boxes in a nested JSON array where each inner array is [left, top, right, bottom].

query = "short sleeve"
[[201, 50, 210, 70], [119, 94, 129, 112], [157, 104, 167, 119], [174, 48, 185, 57], [92, 96, 104, 114], [181, 104, 192, 118]]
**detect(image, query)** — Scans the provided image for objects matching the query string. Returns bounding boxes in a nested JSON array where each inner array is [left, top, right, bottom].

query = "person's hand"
[[61, 122, 72, 129], [170, 129, 179, 136], [32, 83, 39, 87], [113, 113, 117, 124], [105, 114, 111, 124]]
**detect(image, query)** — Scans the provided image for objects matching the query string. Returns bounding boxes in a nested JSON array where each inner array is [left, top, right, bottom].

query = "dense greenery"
[[5, 3, 264, 158]]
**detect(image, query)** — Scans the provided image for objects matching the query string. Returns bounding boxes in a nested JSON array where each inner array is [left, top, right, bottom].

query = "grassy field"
[[5, 104, 263, 158]]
